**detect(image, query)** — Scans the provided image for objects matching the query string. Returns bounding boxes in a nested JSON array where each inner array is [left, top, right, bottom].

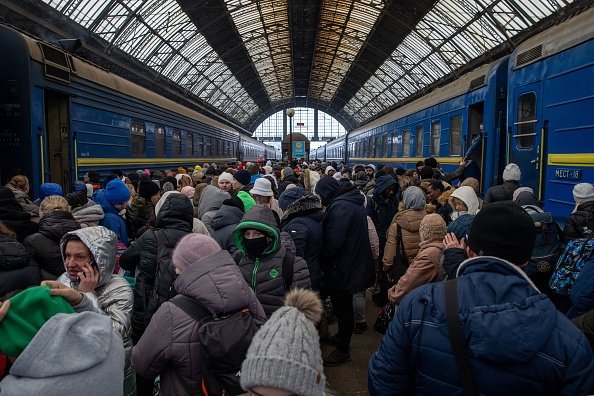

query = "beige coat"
[[383, 209, 426, 268]]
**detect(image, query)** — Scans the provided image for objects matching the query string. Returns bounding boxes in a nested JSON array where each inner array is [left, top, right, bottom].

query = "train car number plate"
[[554, 168, 582, 180]]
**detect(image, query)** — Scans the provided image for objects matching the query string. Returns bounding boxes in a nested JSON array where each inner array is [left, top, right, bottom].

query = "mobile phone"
[[90, 260, 98, 269]]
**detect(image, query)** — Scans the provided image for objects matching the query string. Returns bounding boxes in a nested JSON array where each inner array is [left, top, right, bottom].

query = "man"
[[365, 164, 375, 178], [484, 163, 521, 204], [127, 176, 159, 239], [370, 175, 399, 260], [45, 226, 134, 396], [232, 169, 252, 193], [93, 179, 131, 245], [369, 202, 594, 395]]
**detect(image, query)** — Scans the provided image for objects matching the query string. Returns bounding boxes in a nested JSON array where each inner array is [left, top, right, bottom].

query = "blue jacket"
[[568, 259, 594, 319], [93, 189, 129, 245], [369, 256, 594, 396]]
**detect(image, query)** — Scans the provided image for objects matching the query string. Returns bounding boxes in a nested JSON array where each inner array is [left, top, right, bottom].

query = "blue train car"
[[507, 7, 594, 222], [348, 57, 509, 193], [0, 25, 270, 198], [319, 135, 348, 164]]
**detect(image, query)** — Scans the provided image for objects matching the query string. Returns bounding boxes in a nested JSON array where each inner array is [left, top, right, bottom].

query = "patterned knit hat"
[[419, 213, 446, 242], [241, 288, 325, 396]]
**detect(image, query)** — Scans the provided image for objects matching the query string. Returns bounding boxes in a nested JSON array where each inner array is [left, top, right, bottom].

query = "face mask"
[[244, 236, 269, 257]]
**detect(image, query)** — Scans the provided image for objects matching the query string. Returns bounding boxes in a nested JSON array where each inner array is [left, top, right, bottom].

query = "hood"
[[175, 250, 264, 318], [198, 185, 230, 219], [314, 176, 339, 206], [60, 226, 117, 288], [38, 211, 80, 242], [232, 205, 281, 257], [280, 195, 322, 222], [6, 184, 31, 203], [450, 186, 479, 215], [210, 204, 244, 231], [92, 189, 118, 215], [456, 256, 556, 362], [0, 233, 30, 270], [373, 175, 397, 199], [155, 192, 193, 231], [8, 312, 122, 378], [437, 188, 454, 206], [332, 183, 364, 207]]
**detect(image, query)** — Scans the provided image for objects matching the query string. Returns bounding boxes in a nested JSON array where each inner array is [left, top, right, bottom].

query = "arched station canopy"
[[3, 0, 588, 134]]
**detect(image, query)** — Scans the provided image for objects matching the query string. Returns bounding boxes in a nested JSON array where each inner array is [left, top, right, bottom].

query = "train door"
[[467, 103, 484, 191], [509, 83, 543, 197], [44, 91, 72, 190]]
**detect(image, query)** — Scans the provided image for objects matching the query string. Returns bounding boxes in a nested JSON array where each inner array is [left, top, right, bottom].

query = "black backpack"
[[522, 205, 562, 276], [170, 295, 259, 396]]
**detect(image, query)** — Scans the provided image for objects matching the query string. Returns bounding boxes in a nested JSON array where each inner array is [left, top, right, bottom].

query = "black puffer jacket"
[[0, 233, 41, 296], [484, 180, 520, 204], [564, 201, 594, 239], [23, 211, 80, 276], [120, 193, 193, 343], [209, 204, 244, 252], [232, 205, 311, 317], [0, 187, 38, 242]]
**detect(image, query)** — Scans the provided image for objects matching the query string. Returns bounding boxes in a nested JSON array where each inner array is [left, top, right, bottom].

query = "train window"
[[130, 121, 146, 156], [415, 126, 424, 157], [391, 131, 398, 157], [450, 116, 462, 156], [382, 135, 388, 158], [430, 121, 441, 156], [186, 132, 193, 157], [402, 129, 411, 157], [205, 137, 212, 156], [197, 136, 203, 157], [516, 93, 537, 148], [155, 125, 165, 156], [173, 129, 181, 156]]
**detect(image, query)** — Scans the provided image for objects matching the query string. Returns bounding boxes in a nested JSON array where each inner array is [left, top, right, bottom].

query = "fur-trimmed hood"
[[280, 195, 322, 223]]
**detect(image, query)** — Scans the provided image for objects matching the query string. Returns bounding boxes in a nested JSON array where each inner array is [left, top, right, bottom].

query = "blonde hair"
[[8, 175, 29, 193], [126, 183, 136, 200], [178, 174, 192, 189], [39, 195, 70, 217], [0, 222, 16, 239]]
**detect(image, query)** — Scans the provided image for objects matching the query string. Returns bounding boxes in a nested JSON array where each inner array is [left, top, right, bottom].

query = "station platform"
[[323, 292, 384, 396]]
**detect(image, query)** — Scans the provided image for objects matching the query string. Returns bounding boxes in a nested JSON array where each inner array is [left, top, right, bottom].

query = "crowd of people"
[[1, 155, 594, 395]]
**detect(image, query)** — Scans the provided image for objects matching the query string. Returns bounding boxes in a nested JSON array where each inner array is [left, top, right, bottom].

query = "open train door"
[[508, 83, 543, 199], [44, 91, 72, 190]]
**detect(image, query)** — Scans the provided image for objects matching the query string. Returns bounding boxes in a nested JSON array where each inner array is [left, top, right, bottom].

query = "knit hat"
[[144, 169, 151, 176], [39, 182, 63, 200], [314, 176, 339, 206], [365, 164, 376, 171], [0, 286, 75, 357], [181, 186, 195, 199], [324, 166, 336, 175], [282, 167, 294, 179], [138, 177, 160, 201], [73, 181, 87, 193], [467, 201, 536, 265], [502, 163, 521, 182], [172, 233, 222, 272], [234, 170, 251, 186], [105, 179, 130, 206], [279, 187, 305, 211], [263, 165, 273, 175], [219, 172, 234, 183], [251, 177, 273, 197], [194, 165, 202, 172], [241, 288, 325, 396], [573, 183, 594, 204], [447, 214, 474, 240], [136, 169, 145, 176], [177, 167, 187, 174], [403, 186, 426, 210], [419, 213, 447, 242]]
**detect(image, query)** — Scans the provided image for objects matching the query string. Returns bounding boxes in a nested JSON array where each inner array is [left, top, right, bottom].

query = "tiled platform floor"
[[322, 293, 384, 396]]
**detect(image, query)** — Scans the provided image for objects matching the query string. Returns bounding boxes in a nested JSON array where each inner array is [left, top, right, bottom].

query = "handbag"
[[373, 302, 396, 334], [374, 224, 408, 307]]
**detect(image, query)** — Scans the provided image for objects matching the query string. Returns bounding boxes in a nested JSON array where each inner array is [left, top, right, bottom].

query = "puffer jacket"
[[71, 199, 105, 228], [484, 180, 520, 205], [197, 185, 230, 227], [564, 201, 594, 239], [278, 174, 302, 196], [383, 209, 426, 267], [0, 186, 38, 242], [0, 233, 41, 297], [232, 205, 311, 317], [369, 256, 594, 396], [119, 193, 193, 343], [390, 241, 444, 304], [280, 195, 324, 291], [93, 189, 129, 245], [131, 250, 266, 396], [23, 211, 80, 276], [209, 204, 244, 252], [371, 176, 399, 253], [57, 226, 134, 396]]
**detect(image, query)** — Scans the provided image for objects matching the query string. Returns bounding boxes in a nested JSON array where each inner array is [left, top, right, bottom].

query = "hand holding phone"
[[78, 261, 100, 293]]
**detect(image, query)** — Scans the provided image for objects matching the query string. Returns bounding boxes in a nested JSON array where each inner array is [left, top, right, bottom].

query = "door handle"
[[531, 158, 539, 170]]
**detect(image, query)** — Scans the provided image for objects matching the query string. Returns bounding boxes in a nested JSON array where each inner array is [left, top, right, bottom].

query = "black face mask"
[[244, 236, 269, 257]]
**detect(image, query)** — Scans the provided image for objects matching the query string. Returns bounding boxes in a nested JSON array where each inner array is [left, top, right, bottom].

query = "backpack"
[[234, 250, 296, 291], [550, 238, 594, 295], [522, 206, 562, 276], [170, 294, 258, 396]]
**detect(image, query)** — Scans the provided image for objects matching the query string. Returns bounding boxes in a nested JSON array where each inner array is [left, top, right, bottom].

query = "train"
[[0, 24, 275, 199], [312, 7, 594, 223]]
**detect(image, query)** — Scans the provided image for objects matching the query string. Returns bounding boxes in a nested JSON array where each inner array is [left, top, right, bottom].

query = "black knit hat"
[[467, 201, 536, 265], [138, 177, 160, 200]]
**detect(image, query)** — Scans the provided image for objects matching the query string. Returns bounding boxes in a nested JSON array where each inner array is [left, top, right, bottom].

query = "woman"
[[250, 178, 283, 218], [0, 187, 38, 242], [6, 175, 39, 220], [449, 185, 480, 221], [0, 222, 41, 297]]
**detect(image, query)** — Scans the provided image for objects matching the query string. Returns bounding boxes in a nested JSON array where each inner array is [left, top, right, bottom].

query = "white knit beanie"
[[573, 183, 594, 204], [218, 172, 234, 183], [502, 163, 521, 182], [241, 289, 325, 396]]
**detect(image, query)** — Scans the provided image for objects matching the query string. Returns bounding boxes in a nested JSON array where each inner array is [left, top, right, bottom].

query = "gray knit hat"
[[240, 289, 325, 396]]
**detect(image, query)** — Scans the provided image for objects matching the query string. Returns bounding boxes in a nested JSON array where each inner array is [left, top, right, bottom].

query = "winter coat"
[[567, 256, 594, 319], [367, 216, 380, 260], [131, 250, 266, 396], [383, 209, 426, 268], [280, 195, 324, 291], [126, 196, 154, 240], [93, 189, 129, 245], [58, 227, 134, 396], [390, 241, 444, 304], [71, 199, 105, 228], [368, 256, 594, 396], [0, 312, 125, 396], [209, 204, 244, 252], [197, 185, 230, 227], [0, 186, 38, 242], [278, 174, 301, 196], [320, 184, 375, 295], [119, 193, 193, 343], [5, 184, 39, 220], [442, 247, 467, 280], [564, 201, 594, 239], [371, 176, 399, 253], [232, 205, 311, 317], [573, 309, 594, 352], [23, 211, 80, 276], [484, 180, 520, 205], [0, 233, 41, 297]]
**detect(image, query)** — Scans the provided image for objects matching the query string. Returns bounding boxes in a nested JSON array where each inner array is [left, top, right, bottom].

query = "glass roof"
[[42, 0, 575, 131]]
